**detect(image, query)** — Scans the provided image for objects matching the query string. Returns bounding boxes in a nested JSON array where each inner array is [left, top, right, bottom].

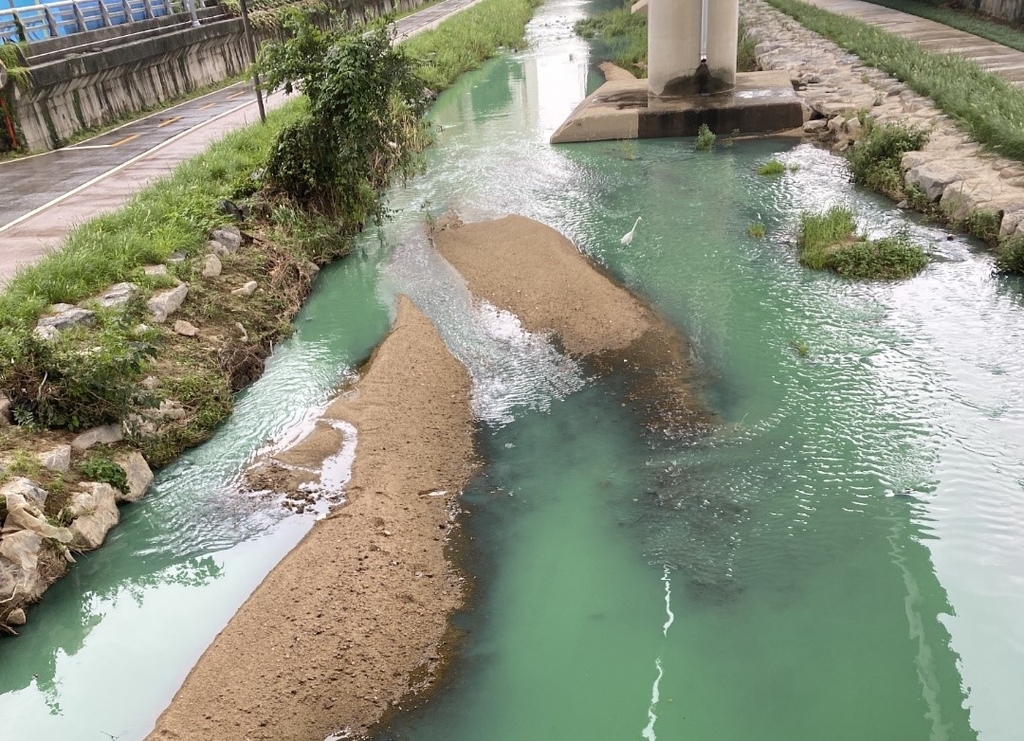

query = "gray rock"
[[0, 530, 47, 601], [71, 423, 123, 451], [999, 207, 1024, 239], [206, 240, 230, 257], [232, 281, 258, 297], [0, 477, 48, 510], [37, 445, 72, 473], [33, 325, 57, 341], [5, 608, 26, 626], [210, 226, 242, 254], [68, 483, 120, 551], [157, 400, 187, 421], [803, 119, 828, 132], [141, 375, 161, 391], [148, 283, 189, 323], [36, 306, 95, 333], [940, 180, 980, 221], [906, 162, 963, 202], [202, 254, 222, 278], [0, 393, 11, 427], [167, 251, 187, 264], [844, 116, 863, 140], [234, 322, 249, 343], [303, 261, 320, 277], [116, 452, 154, 503], [95, 282, 139, 308], [143, 264, 168, 277], [173, 320, 199, 337]]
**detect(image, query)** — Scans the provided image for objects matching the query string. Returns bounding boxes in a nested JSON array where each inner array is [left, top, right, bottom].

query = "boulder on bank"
[[67, 483, 120, 551]]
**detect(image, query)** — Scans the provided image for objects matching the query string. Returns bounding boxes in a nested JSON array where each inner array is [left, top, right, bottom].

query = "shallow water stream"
[[2, 0, 1024, 739]]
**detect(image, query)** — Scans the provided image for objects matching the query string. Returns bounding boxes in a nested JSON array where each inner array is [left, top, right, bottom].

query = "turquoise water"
[[3, 0, 1024, 738]]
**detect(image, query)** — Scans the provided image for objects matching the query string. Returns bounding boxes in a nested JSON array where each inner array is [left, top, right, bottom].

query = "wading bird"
[[621, 216, 642, 247]]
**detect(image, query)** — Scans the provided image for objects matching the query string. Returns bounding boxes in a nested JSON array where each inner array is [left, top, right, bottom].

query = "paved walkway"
[[0, 0, 480, 284], [806, 0, 1024, 85]]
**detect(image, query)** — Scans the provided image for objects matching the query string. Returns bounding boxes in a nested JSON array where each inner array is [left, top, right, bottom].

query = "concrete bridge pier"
[[648, 0, 738, 100]]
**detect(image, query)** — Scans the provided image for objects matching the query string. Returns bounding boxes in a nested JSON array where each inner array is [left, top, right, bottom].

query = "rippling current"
[[2, 0, 1024, 738]]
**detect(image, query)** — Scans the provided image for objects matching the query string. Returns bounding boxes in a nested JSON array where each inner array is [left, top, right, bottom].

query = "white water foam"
[[641, 658, 664, 741], [662, 565, 675, 637], [383, 232, 585, 426]]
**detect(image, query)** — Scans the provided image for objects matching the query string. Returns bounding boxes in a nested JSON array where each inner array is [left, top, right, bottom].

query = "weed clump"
[[758, 159, 786, 175], [996, 234, 1024, 274], [696, 124, 716, 151], [846, 121, 929, 198], [798, 206, 928, 279], [574, 3, 648, 76], [77, 454, 129, 494], [748, 222, 767, 238]]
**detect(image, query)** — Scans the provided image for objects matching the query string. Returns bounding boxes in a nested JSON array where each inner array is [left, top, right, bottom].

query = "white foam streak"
[[662, 565, 675, 637], [641, 658, 664, 741]]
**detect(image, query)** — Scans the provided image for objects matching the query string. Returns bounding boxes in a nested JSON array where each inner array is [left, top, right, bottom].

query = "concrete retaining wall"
[[9, 0, 425, 152], [13, 18, 248, 150]]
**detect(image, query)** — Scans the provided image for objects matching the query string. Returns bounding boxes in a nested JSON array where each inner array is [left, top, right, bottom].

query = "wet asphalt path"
[[0, 82, 262, 232]]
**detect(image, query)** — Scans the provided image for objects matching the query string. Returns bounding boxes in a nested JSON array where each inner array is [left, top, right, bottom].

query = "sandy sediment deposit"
[[433, 213, 711, 438], [147, 296, 476, 741]]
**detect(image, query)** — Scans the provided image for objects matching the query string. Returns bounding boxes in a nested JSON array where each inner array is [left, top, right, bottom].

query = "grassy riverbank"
[[0, 0, 542, 601]]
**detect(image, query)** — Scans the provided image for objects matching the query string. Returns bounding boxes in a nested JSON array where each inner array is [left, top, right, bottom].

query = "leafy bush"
[[696, 124, 716, 151], [259, 16, 430, 218], [846, 121, 929, 198], [77, 454, 128, 494], [996, 234, 1024, 273]]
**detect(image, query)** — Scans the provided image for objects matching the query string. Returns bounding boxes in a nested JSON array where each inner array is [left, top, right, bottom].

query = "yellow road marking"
[[157, 116, 183, 128], [198, 101, 218, 110], [226, 90, 249, 100], [110, 133, 141, 147]]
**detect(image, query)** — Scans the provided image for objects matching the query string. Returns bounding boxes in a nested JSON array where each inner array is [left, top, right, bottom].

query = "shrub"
[[259, 17, 430, 218], [996, 234, 1024, 273], [846, 121, 929, 198], [696, 124, 716, 151]]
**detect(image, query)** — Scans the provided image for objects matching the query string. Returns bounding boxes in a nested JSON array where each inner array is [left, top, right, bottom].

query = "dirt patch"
[[146, 295, 477, 741]]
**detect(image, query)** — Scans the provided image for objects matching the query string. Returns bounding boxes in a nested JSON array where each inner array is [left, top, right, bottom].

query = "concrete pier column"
[[648, 0, 739, 99]]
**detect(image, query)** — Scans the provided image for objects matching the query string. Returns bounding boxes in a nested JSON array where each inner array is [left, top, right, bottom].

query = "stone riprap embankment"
[[742, 0, 1024, 236], [0, 224, 281, 635]]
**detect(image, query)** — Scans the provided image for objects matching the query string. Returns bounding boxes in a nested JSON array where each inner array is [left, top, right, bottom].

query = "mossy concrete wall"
[[11, 0, 423, 152]]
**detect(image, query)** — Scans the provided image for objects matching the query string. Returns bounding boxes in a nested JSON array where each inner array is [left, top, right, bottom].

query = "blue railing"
[[1, 0, 180, 43]]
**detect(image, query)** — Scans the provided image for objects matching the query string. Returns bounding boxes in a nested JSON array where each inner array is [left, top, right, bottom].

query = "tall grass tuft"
[[797, 207, 927, 278], [997, 234, 1024, 274], [574, 3, 648, 76], [405, 0, 544, 93], [758, 159, 786, 175]]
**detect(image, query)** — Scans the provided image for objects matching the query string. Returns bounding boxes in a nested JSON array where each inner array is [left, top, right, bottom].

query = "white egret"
[[620, 216, 642, 246]]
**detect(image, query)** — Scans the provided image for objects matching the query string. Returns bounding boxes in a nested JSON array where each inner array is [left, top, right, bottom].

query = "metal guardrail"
[[1, 0, 182, 43]]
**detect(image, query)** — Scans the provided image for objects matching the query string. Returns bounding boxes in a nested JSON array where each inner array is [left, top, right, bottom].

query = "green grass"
[[404, 0, 544, 92], [797, 207, 928, 279], [574, 2, 648, 76], [758, 159, 786, 175], [747, 221, 767, 238], [763, 0, 1024, 163]]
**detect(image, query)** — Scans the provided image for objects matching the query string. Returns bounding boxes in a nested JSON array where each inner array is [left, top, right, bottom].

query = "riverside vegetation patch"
[[0, 0, 540, 633]]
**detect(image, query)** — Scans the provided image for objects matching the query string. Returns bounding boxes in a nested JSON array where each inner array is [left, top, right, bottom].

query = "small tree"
[[258, 14, 430, 221]]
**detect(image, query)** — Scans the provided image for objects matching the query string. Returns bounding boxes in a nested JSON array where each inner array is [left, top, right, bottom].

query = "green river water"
[[2, 1, 1024, 739]]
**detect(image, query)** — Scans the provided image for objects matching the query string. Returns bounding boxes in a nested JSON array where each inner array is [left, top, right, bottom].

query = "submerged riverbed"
[[2, 0, 1024, 738]]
